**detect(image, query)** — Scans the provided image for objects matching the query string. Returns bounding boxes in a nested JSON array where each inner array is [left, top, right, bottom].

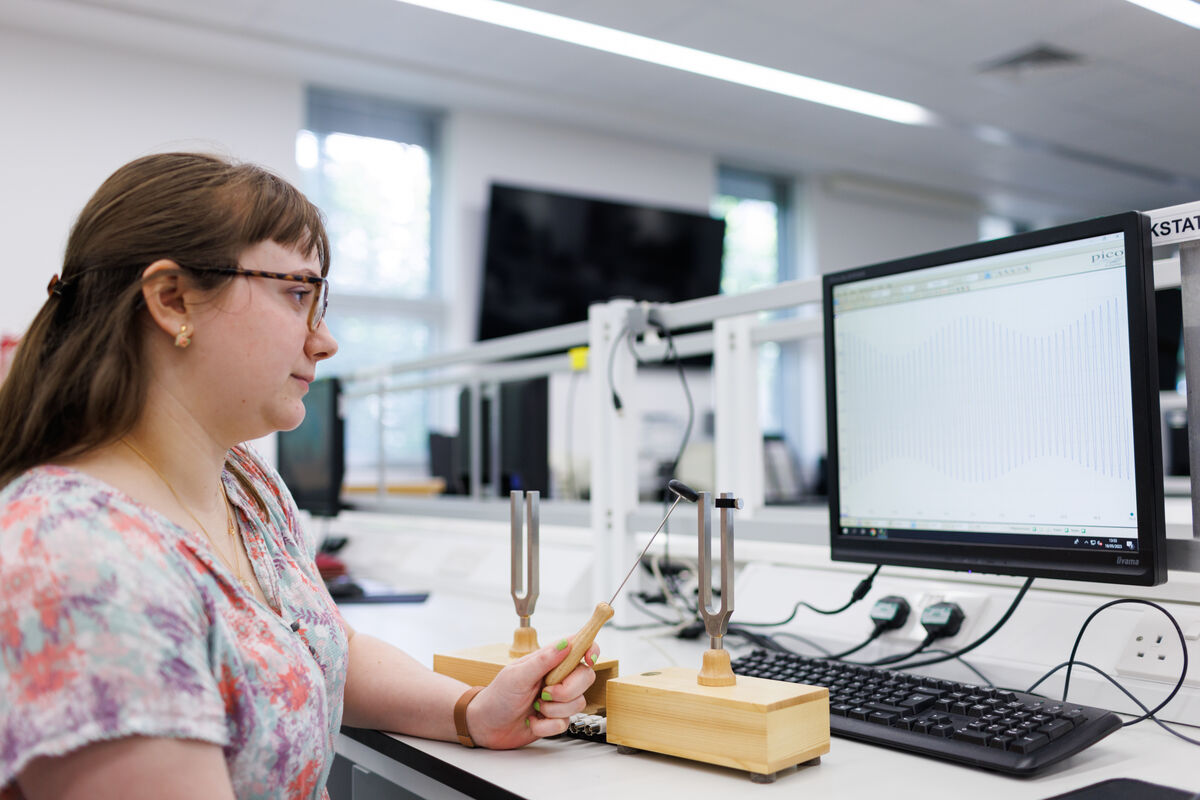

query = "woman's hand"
[[466, 636, 600, 749]]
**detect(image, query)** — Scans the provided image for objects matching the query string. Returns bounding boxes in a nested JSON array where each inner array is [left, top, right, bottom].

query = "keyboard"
[[730, 649, 1124, 775]]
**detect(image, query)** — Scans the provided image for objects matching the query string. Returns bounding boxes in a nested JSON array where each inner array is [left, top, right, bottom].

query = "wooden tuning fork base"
[[431, 491, 618, 713], [604, 491, 829, 782]]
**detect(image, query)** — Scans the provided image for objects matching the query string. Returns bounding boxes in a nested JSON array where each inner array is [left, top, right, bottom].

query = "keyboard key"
[[953, 727, 991, 746], [899, 694, 937, 714], [1010, 733, 1050, 754], [1038, 719, 1073, 741], [1060, 708, 1088, 727]]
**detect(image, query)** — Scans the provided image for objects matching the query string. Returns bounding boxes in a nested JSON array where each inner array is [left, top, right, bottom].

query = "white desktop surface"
[[336, 593, 1200, 800]]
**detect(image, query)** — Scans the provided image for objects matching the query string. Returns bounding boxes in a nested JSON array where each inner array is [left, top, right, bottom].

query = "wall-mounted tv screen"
[[478, 183, 726, 340]]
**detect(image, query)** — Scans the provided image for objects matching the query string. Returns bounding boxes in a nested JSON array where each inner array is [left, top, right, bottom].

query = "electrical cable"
[[884, 576, 1034, 671], [1056, 598, 1187, 725], [725, 625, 793, 653], [853, 632, 938, 666], [762, 630, 835, 657], [605, 323, 629, 413], [612, 593, 687, 629], [1025, 660, 1200, 747], [824, 627, 888, 660], [645, 553, 694, 621], [733, 565, 882, 627], [652, 321, 693, 481], [648, 320, 693, 571]]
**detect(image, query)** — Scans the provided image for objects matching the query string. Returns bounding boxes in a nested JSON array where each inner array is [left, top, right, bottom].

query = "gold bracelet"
[[454, 686, 486, 748]]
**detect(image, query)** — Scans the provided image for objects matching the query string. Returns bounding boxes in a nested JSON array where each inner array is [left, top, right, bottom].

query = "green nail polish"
[[524, 717, 530, 728], [555, 639, 568, 651], [541, 689, 552, 701], [534, 700, 541, 712]]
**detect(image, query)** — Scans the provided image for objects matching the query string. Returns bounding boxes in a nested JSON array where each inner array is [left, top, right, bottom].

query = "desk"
[[334, 594, 1200, 800]]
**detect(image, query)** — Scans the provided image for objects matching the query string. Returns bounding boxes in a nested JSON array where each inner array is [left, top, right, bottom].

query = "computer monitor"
[[445, 378, 550, 497], [277, 377, 345, 518], [822, 211, 1166, 586]]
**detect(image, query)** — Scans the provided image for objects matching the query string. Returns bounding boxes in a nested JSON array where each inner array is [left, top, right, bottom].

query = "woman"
[[0, 153, 597, 800]]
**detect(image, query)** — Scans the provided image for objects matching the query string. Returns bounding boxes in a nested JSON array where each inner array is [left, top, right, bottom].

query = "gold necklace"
[[121, 438, 252, 592]]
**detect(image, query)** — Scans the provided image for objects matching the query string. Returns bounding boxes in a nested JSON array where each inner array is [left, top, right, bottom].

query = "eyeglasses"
[[209, 267, 329, 331]]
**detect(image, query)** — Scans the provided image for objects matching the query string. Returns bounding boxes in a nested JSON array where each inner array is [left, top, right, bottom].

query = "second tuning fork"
[[509, 490, 540, 657]]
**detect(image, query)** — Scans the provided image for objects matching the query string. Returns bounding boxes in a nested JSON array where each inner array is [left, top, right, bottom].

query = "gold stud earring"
[[174, 324, 192, 349]]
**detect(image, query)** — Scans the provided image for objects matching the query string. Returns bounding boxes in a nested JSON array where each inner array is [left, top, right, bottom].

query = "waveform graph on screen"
[[834, 268, 1137, 531]]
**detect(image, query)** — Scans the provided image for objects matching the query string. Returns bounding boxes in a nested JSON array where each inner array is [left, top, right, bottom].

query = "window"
[[712, 167, 792, 435], [297, 88, 443, 483]]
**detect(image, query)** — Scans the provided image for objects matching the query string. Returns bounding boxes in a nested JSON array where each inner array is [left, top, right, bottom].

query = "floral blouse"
[[0, 446, 348, 799]]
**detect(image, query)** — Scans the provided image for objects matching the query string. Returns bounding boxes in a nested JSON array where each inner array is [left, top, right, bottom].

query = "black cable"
[[610, 594, 685, 630], [726, 625, 793, 653], [1026, 660, 1200, 747], [1057, 598, 1187, 725], [764, 631, 834, 657], [652, 322, 693, 480], [853, 632, 938, 666], [605, 324, 629, 413], [735, 565, 882, 627], [884, 576, 1034, 671], [825, 626, 887, 660]]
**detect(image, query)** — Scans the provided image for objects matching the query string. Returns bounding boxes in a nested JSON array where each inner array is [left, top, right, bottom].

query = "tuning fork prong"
[[696, 491, 741, 687], [510, 490, 539, 622], [698, 492, 741, 648]]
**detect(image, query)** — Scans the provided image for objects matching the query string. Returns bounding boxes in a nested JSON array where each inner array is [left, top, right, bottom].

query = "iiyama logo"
[[1116, 556, 1140, 566]]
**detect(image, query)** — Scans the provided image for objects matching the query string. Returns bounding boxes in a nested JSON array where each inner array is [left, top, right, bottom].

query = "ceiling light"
[[393, 0, 937, 126], [1122, 0, 1200, 29]]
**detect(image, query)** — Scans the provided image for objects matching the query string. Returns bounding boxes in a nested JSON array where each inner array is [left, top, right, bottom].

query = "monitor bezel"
[[277, 376, 345, 519], [822, 211, 1166, 586]]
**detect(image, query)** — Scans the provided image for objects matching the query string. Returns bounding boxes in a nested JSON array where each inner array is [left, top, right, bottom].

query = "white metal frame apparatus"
[[338, 202, 1200, 589]]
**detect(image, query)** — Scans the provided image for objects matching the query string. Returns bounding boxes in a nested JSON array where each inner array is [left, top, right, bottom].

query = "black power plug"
[[868, 595, 911, 632], [920, 601, 965, 639]]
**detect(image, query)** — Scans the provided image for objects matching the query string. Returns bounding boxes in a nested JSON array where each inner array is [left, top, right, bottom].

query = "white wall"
[[803, 175, 982, 275], [438, 110, 717, 352], [0, 28, 303, 338]]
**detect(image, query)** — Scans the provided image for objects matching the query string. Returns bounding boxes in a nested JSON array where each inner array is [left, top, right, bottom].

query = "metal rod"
[[607, 494, 684, 606]]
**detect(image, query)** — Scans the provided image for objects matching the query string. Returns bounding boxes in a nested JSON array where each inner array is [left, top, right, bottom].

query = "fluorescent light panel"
[[1122, 0, 1200, 29], [393, 0, 936, 126]]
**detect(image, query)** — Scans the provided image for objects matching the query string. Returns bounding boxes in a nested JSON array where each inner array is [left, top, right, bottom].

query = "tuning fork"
[[697, 491, 742, 686], [509, 490, 540, 658]]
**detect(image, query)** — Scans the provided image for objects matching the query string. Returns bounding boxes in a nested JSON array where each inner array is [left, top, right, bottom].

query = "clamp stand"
[[433, 491, 618, 712], [605, 491, 830, 783]]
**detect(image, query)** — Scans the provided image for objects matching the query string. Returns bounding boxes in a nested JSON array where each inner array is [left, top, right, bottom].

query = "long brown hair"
[[0, 152, 330, 488]]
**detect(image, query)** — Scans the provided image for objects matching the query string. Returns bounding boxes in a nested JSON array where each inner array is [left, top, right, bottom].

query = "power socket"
[[1114, 610, 1200, 686], [881, 591, 989, 645]]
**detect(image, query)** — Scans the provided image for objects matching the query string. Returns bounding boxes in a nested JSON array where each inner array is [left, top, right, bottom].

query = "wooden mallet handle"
[[543, 602, 614, 687]]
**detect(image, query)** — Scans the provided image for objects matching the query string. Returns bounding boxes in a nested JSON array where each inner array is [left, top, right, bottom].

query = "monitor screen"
[[277, 377, 345, 518], [822, 212, 1166, 585], [478, 183, 725, 340]]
